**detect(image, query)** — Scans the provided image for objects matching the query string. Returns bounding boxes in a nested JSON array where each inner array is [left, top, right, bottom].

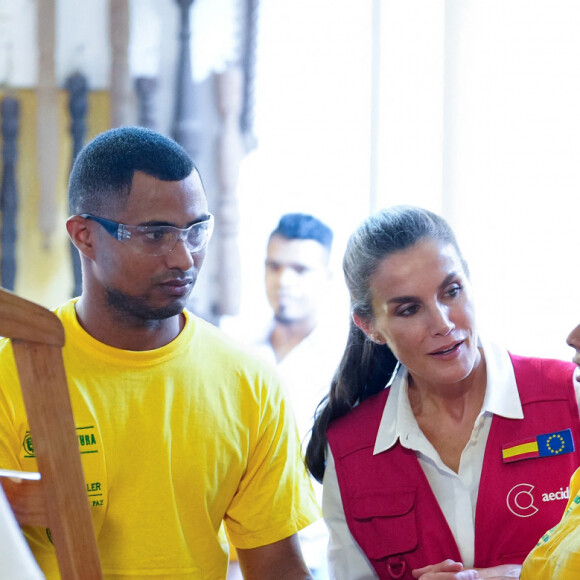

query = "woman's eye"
[[446, 284, 462, 298], [397, 304, 419, 317]]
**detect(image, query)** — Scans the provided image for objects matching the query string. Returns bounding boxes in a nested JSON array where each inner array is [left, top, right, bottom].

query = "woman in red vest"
[[306, 205, 580, 580]]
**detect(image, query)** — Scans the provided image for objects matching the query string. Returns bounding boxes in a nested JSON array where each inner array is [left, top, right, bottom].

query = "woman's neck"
[[407, 349, 487, 472]]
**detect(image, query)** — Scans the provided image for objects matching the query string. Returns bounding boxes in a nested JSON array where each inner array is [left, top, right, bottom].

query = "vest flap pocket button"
[[350, 487, 417, 559]]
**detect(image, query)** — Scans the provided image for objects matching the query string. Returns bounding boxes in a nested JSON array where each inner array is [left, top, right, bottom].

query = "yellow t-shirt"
[[0, 300, 320, 579], [521, 467, 580, 579]]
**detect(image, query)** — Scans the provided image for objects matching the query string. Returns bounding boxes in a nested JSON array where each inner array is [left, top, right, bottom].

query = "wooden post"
[[135, 76, 158, 129], [0, 96, 19, 291], [239, 0, 260, 150], [214, 66, 244, 316], [36, 0, 59, 249], [65, 72, 89, 298], [172, 0, 200, 158], [109, 0, 133, 127]]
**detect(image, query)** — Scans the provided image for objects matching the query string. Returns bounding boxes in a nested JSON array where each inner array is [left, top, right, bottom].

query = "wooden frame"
[[0, 288, 102, 578]]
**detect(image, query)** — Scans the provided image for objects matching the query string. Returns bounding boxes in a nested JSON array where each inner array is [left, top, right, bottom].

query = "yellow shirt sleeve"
[[521, 467, 580, 579]]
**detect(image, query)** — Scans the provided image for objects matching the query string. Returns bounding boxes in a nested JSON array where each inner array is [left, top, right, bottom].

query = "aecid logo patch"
[[507, 483, 570, 517], [507, 483, 538, 517]]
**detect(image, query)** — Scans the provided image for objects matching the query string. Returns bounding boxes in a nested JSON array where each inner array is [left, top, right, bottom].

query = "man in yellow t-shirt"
[[0, 127, 319, 579], [521, 323, 580, 579]]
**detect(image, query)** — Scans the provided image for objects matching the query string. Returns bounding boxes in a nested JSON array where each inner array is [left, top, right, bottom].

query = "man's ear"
[[66, 215, 95, 260]]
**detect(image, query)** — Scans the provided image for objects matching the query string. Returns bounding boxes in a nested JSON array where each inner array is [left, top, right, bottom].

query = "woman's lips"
[[429, 340, 464, 357]]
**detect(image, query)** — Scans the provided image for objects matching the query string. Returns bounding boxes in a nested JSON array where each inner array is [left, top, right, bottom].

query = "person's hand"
[[413, 561, 522, 580], [473, 564, 522, 579], [412, 559, 480, 579], [0, 477, 47, 526]]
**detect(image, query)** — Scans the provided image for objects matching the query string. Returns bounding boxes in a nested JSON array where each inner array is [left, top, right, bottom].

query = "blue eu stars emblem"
[[537, 429, 575, 457]]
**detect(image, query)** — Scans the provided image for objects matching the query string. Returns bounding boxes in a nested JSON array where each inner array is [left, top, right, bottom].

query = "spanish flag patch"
[[502, 428, 575, 463]]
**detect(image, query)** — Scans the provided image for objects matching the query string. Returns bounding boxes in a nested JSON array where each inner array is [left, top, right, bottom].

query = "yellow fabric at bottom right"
[[521, 467, 580, 579]]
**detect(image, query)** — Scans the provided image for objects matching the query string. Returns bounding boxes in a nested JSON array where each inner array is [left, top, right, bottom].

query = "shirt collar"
[[373, 340, 523, 455]]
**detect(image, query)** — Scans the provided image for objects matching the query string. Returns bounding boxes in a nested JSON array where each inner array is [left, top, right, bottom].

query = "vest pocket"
[[349, 487, 417, 560]]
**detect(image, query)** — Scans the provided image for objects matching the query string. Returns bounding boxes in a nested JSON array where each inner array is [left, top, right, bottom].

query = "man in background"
[[225, 213, 346, 579], [259, 214, 341, 442]]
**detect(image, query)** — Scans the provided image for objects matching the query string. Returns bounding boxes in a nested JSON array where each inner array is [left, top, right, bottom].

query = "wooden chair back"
[[0, 287, 102, 578]]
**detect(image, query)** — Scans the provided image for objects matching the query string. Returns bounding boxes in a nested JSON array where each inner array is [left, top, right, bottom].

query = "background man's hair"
[[270, 213, 333, 251]]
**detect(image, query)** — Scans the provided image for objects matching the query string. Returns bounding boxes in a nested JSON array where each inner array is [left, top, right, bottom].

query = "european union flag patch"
[[502, 429, 575, 463]]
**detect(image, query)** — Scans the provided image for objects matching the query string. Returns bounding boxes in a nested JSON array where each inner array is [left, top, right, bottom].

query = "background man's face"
[[265, 235, 330, 324]]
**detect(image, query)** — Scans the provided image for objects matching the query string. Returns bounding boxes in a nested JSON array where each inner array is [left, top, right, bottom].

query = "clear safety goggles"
[[80, 213, 214, 256]]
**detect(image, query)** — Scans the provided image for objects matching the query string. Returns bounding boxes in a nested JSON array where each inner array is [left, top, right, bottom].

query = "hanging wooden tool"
[[65, 72, 89, 298], [0, 96, 19, 291]]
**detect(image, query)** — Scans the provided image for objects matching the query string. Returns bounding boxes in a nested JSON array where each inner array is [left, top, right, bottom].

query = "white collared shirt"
[[323, 342, 580, 579]]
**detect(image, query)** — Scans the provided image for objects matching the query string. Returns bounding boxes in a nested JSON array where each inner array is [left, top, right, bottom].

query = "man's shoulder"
[[186, 311, 279, 375], [188, 311, 255, 351], [219, 313, 272, 346]]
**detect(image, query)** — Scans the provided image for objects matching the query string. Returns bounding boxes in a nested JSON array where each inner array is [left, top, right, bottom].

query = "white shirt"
[[256, 323, 345, 450], [222, 313, 347, 576], [0, 485, 44, 579], [222, 314, 347, 451], [323, 342, 580, 579], [260, 322, 345, 576]]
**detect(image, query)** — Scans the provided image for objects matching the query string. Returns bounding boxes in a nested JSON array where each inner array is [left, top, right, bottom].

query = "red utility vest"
[[327, 355, 580, 579]]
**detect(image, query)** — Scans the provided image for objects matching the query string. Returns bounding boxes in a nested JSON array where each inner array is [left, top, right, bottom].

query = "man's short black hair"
[[270, 213, 333, 251], [68, 126, 197, 215]]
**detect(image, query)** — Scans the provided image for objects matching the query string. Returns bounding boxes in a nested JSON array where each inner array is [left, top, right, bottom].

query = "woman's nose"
[[431, 304, 455, 336], [567, 323, 580, 353]]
